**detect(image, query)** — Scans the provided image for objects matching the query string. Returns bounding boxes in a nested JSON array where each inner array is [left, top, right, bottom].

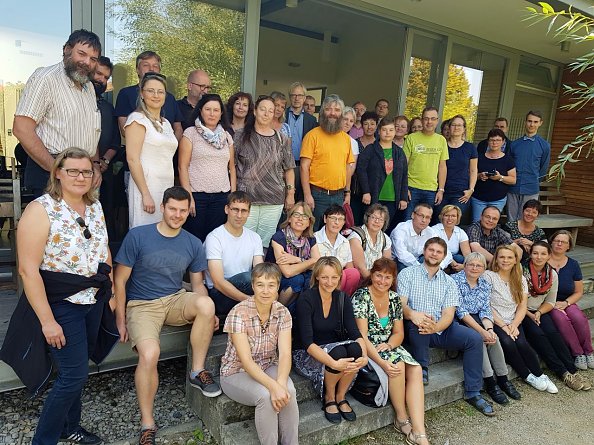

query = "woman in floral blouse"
[[352, 258, 429, 445]]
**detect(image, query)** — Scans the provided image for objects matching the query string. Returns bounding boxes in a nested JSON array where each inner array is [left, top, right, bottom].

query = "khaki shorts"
[[126, 289, 197, 350]]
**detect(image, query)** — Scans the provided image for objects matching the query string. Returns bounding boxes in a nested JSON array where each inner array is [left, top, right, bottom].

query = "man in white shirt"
[[391, 203, 452, 272], [205, 191, 264, 318]]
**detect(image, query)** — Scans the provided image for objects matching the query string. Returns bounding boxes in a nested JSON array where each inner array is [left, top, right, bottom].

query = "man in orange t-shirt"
[[300, 94, 355, 230]]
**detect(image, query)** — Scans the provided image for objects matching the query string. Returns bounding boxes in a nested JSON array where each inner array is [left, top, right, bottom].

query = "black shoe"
[[322, 401, 342, 424], [466, 395, 496, 417], [422, 367, 429, 386], [138, 426, 157, 445], [189, 370, 222, 397], [337, 399, 356, 422], [486, 385, 509, 405], [500, 380, 522, 400], [60, 427, 103, 444]]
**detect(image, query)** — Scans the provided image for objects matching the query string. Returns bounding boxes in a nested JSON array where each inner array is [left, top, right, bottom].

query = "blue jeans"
[[434, 191, 470, 223], [209, 271, 253, 318], [470, 196, 507, 222], [33, 301, 92, 444], [311, 190, 344, 231], [452, 253, 465, 264], [405, 187, 436, 220], [184, 192, 229, 241], [405, 320, 483, 398]]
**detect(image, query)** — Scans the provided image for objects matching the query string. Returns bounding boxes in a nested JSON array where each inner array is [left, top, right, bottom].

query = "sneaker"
[[574, 355, 588, 370], [60, 427, 103, 444], [139, 426, 157, 445], [189, 369, 222, 397], [525, 373, 547, 391], [587, 353, 594, 369], [575, 372, 592, 391], [539, 374, 559, 394], [563, 372, 584, 391]]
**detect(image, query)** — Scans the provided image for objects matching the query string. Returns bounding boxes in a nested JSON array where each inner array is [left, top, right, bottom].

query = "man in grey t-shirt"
[[114, 187, 221, 443]]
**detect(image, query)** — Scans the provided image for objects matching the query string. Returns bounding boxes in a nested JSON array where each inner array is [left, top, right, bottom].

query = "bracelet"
[[344, 190, 351, 194], [486, 328, 493, 331], [535, 310, 541, 316], [438, 188, 445, 192], [285, 184, 294, 190]]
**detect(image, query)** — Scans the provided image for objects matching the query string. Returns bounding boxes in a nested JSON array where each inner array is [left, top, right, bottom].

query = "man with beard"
[[300, 94, 355, 230], [13, 29, 103, 197], [114, 186, 221, 445], [398, 237, 494, 416], [93, 56, 121, 238]]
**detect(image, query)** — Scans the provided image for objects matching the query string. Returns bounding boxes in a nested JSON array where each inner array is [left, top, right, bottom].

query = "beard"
[[64, 53, 92, 85], [92, 80, 107, 97], [319, 112, 342, 134]]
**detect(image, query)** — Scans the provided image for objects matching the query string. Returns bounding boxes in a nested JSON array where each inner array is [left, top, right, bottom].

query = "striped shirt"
[[15, 61, 101, 155], [397, 263, 460, 334]]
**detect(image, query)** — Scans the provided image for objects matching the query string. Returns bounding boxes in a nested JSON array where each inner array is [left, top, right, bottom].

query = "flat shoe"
[[466, 395, 495, 417], [500, 380, 521, 400], [337, 399, 356, 422], [486, 385, 509, 405], [322, 401, 342, 424]]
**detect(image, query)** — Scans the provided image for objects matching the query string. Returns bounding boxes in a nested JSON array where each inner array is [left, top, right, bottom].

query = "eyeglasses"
[[552, 239, 569, 245], [413, 212, 431, 220], [190, 81, 211, 90], [228, 207, 249, 215], [369, 215, 385, 222], [488, 138, 503, 143], [466, 263, 485, 269], [289, 93, 305, 99], [75, 217, 92, 240], [61, 168, 94, 178], [422, 117, 438, 122], [326, 216, 346, 223], [450, 123, 465, 128], [143, 88, 166, 96], [291, 212, 310, 220]]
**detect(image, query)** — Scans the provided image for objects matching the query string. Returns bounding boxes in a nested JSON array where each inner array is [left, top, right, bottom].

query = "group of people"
[[4, 28, 591, 445]]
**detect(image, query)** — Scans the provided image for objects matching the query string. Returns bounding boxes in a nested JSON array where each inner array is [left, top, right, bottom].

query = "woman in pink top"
[[178, 94, 236, 241]]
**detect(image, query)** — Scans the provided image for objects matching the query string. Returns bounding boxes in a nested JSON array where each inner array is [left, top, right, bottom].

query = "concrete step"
[[219, 359, 468, 445]]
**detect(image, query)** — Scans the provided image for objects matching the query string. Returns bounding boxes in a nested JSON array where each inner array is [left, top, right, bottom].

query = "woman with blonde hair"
[[485, 245, 557, 393], [432, 204, 470, 271], [270, 91, 292, 140], [125, 72, 178, 228], [266, 202, 321, 308], [294, 257, 367, 424]]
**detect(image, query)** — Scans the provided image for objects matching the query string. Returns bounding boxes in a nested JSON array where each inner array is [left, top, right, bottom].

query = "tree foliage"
[[525, 1, 594, 183], [107, 0, 245, 100], [405, 58, 478, 140]]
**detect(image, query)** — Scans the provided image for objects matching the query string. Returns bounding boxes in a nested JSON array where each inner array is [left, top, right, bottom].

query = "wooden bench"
[[0, 160, 22, 289], [539, 181, 567, 214]]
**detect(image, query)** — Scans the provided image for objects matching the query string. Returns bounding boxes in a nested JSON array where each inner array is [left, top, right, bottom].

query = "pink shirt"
[[183, 127, 233, 193]]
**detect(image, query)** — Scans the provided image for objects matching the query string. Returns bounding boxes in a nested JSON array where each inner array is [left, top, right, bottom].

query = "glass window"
[[510, 91, 554, 140], [0, 0, 71, 159], [105, 0, 245, 103], [445, 44, 507, 143]]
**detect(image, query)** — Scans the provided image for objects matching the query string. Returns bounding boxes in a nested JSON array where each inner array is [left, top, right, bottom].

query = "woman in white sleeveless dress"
[[124, 72, 178, 228]]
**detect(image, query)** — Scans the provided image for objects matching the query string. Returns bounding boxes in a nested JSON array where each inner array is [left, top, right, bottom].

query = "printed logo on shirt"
[[414, 144, 442, 154]]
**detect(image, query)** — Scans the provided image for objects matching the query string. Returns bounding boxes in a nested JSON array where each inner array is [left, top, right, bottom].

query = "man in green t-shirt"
[[402, 106, 449, 219]]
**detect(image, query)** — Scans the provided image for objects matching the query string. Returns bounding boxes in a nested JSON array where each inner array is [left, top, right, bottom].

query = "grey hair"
[[463, 252, 487, 269], [322, 94, 345, 112], [342, 106, 356, 119], [288, 81, 307, 95]]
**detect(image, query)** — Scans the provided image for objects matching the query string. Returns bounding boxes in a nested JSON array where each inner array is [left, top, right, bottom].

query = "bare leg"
[[388, 362, 411, 434], [335, 372, 357, 408], [183, 294, 216, 371], [135, 339, 160, 427], [323, 370, 342, 414], [406, 364, 429, 445]]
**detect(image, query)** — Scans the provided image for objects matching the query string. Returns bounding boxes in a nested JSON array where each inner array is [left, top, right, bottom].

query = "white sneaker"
[[525, 373, 547, 391], [540, 374, 559, 394], [575, 355, 588, 370], [586, 354, 594, 369]]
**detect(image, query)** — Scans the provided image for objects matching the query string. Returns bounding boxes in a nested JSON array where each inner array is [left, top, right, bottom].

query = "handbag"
[[350, 363, 381, 407], [333, 291, 349, 341]]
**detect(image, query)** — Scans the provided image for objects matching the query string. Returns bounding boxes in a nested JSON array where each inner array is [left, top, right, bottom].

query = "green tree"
[[405, 58, 478, 140], [525, 2, 594, 182], [108, 0, 245, 100]]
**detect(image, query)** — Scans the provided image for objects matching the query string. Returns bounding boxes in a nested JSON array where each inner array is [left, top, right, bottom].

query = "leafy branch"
[[524, 2, 594, 183]]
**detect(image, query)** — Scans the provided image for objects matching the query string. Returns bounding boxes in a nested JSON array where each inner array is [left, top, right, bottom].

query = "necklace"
[[259, 317, 270, 334]]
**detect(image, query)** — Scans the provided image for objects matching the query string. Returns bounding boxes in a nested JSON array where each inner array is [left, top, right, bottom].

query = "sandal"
[[394, 418, 412, 436], [406, 431, 430, 445], [322, 401, 342, 424], [337, 399, 356, 422]]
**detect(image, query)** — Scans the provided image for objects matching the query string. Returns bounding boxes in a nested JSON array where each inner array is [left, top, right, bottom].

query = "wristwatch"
[[438, 188, 445, 192], [101, 157, 110, 165], [499, 176, 504, 182]]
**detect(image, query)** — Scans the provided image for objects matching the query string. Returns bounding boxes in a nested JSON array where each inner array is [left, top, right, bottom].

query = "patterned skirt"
[[293, 340, 357, 400], [377, 344, 419, 366]]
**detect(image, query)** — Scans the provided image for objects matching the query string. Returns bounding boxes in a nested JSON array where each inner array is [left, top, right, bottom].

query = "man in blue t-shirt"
[[114, 50, 183, 141], [114, 186, 220, 443]]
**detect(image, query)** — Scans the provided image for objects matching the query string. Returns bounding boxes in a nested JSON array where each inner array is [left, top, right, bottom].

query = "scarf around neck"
[[195, 120, 227, 150], [283, 226, 311, 260], [524, 261, 554, 296]]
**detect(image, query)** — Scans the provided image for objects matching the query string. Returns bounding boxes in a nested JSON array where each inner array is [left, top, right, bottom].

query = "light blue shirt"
[[287, 111, 304, 160], [452, 271, 493, 322], [397, 264, 460, 334]]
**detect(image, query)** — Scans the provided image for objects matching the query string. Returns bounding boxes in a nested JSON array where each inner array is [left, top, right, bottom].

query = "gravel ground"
[[0, 358, 200, 444], [2, 361, 593, 444]]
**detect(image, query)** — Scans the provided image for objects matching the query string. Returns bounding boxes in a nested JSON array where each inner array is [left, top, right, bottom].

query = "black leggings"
[[494, 323, 542, 379], [522, 312, 577, 378], [326, 342, 363, 374]]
